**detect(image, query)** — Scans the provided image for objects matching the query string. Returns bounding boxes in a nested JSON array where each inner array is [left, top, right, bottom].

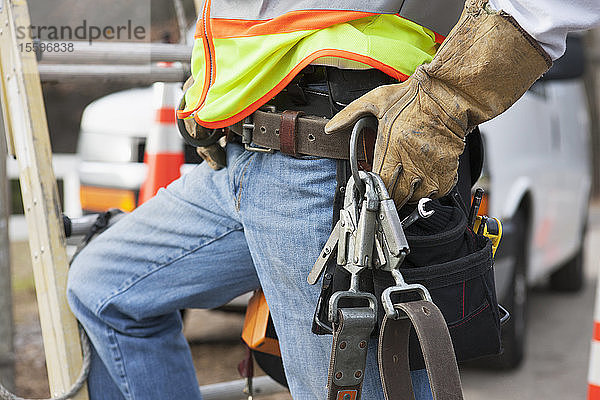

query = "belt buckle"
[[242, 107, 276, 154]]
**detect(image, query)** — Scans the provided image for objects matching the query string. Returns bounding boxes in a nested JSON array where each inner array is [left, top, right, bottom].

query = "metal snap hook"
[[349, 116, 378, 198]]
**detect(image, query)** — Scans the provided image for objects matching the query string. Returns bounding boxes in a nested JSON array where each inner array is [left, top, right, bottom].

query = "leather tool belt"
[[228, 108, 373, 161]]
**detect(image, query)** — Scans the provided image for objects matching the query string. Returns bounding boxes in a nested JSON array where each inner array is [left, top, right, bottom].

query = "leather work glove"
[[179, 76, 227, 170], [326, 0, 552, 207]]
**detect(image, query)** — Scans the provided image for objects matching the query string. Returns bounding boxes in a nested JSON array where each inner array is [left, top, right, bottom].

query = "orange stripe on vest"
[[206, 10, 375, 39]]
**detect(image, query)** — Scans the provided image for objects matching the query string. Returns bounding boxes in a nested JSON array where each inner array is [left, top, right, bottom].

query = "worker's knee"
[[67, 245, 114, 320]]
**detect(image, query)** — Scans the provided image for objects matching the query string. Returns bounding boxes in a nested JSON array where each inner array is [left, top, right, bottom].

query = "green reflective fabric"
[[184, 14, 439, 127]]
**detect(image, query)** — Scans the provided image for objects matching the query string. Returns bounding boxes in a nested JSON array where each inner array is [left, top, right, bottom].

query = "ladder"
[[0, 0, 88, 398]]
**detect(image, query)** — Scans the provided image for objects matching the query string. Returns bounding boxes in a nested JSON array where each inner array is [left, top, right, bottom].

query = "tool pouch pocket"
[[373, 195, 502, 369]]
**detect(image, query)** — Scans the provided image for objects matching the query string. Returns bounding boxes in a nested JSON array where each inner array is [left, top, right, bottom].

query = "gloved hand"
[[326, 0, 551, 207], [179, 76, 227, 170]]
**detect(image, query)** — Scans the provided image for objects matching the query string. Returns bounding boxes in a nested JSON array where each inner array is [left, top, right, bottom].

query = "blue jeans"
[[67, 143, 433, 399]]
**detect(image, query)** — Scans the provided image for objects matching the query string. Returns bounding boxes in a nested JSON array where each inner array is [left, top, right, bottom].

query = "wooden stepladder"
[[0, 0, 88, 398]]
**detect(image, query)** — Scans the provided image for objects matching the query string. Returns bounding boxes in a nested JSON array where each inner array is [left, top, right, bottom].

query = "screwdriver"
[[468, 188, 484, 229]]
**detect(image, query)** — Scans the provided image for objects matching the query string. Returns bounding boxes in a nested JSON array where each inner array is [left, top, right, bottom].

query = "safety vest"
[[177, 0, 464, 129]]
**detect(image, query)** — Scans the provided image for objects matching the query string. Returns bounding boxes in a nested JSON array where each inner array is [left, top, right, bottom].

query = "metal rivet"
[[422, 306, 430, 315], [339, 341, 347, 350], [393, 355, 399, 363], [336, 372, 343, 379], [340, 186, 346, 193], [379, 214, 384, 220], [325, 273, 332, 280], [359, 340, 367, 349], [355, 371, 363, 379], [275, 129, 280, 136], [307, 133, 316, 142], [324, 247, 331, 255], [259, 126, 266, 134]]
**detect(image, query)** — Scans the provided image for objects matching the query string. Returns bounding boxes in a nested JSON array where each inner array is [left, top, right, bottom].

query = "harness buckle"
[[381, 269, 433, 320], [242, 107, 276, 154]]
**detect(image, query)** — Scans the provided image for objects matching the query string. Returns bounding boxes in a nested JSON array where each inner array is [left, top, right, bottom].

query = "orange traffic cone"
[[588, 279, 600, 399], [138, 82, 184, 204]]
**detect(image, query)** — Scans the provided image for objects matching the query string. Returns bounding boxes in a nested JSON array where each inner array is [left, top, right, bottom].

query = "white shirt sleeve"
[[487, 0, 600, 60]]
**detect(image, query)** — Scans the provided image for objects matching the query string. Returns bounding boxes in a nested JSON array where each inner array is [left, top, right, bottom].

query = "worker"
[[67, 1, 600, 399]]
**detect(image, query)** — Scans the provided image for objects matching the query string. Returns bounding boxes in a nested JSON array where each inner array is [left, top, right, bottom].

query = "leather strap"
[[229, 109, 369, 160], [378, 300, 464, 400], [280, 110, 305, 156], [327, 307, 376, 400]]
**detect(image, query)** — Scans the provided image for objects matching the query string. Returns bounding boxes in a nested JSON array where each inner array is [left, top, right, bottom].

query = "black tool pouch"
[[375, 194, 502, 369], [312, 191, 503, 369]]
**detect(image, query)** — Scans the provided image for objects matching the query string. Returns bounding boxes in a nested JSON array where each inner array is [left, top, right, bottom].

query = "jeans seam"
[[235, 154, 256, 211], [107, 326, 133, 399], [94, 227, 243, 315]]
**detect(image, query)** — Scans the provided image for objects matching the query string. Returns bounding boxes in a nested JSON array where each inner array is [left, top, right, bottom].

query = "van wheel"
[[488, 210, 528, 369], [549, 244, 584, 292]]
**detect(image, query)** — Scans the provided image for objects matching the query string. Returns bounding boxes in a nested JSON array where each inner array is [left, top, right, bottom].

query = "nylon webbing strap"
[[327, 307, 376, 400], [378, 300, 464, 400]]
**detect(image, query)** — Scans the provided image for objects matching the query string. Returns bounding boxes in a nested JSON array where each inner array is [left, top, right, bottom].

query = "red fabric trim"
[[194, 49, 409, 129], [177, 0, 213, 119], [433, 31, 445, 44], [448, 303, 490, 330], [461, 281, 466, 319]]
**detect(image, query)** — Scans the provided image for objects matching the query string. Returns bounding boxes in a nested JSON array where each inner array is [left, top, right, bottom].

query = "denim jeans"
[[67, 143, 433, 400]]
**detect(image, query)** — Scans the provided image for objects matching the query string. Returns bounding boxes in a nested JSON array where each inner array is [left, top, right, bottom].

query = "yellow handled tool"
[[473, 215, 503, 257]]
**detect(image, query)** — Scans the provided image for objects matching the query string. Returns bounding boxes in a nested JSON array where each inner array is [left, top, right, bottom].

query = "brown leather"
[[279, 110, 305, 156], [229, 110, 367, 160], [378, 301, 464, 400]]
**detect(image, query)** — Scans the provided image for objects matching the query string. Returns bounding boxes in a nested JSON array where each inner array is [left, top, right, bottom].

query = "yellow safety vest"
[[178, 0, 463, 128]]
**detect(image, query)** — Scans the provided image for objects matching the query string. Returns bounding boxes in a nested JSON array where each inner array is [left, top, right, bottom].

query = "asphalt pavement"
[[460, 203, 600, 399]]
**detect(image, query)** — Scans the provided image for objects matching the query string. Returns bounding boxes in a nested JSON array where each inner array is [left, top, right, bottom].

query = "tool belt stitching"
[[229, 108, 368, 161]]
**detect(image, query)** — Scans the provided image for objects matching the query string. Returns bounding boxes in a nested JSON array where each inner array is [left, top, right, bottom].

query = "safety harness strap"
[[378, 300, 464, 400], [327, 307, 376, 400]]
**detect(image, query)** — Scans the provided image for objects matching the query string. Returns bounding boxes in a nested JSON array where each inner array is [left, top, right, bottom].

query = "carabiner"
[[349, 116, 378, 199]]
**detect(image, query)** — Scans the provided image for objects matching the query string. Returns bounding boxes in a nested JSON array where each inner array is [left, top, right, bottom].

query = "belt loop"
[[280, 110, 305, 156]]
